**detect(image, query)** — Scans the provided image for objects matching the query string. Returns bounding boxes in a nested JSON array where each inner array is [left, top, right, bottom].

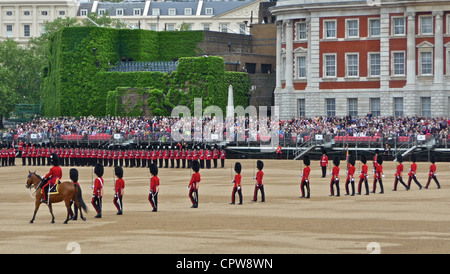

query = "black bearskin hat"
[[303, 155, 310, 166], [234, 162, 242, 174], [377, 155, 383, 165], [149, 163, 158, 176], [69, 168, 78, 182], [375, 149, 380, 155], [256, 160, 264, 170], [115, 166, 123, 179], [94, 163, 104, 177], [410, 154, 416, 163], [361, 155, 367, 164], [431, 155, 436, 164], [322, 149, 327, 155], [49, 153, 59, 166], [396, 154, 403, 163], [333, 156, 340, 166], [192, 160, 200, 173], [348, 154, 356, 166]]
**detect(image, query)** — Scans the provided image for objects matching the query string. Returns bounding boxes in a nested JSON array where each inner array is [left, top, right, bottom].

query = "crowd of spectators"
[[1, 115, 449, 144]]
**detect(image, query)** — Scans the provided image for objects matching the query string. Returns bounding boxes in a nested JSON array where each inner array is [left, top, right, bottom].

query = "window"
[[324, 20, 336, 39], [370, 98, 381, 117], [324, 54, 336, 77], [239, 23, 246, 35], [41, 25, 46, 35], [369, 18, 380, 37], [326, 98, 336, 117], [421, 97, 431, 117], [296, 22, 307, 40], [134, 9, 141, 16], [420, 51, 433, 75], [80, 9, 88, 16], [41, 11, 48, 16], [6, 11, 13, 16], [185, 8, 192, 16], [168, 8, 176, 16], [24, 11, 31, 16], [59, 11, 65, 16], [420, 16, 433, 35], [297, 56, 307, 78], [166, 24, 175, 31], [346, 53, 359, 77], [346, 19, 359, 38], [205, 8, 213, 15], [149, 24, 157, 31], [116, 9, 123, 16], [24, 25, 30, 37], [394, 98, 403, 117], [392, 52, 405, 76], [393, 17, 405, 36], [152, 8, 160, 16], [298, 99, 306, 117], [348, 98, 358, 117], [220, 24, 228, 33], [98, 9, 105, 16], [369, 53, 381, 77], [6, 25, 13, 38], [203, 24, 211, 31]]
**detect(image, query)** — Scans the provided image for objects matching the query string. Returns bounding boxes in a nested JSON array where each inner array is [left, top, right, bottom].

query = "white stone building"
[[270, 0, 450, 119], [0, 0, 264, 43]]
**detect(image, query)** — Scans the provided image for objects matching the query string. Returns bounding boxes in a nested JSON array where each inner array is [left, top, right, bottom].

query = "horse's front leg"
[[47, 203, 55, 223], [30, 200, 41, 223]]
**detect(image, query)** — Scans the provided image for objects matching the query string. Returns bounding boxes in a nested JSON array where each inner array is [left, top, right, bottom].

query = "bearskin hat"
[[361, 155, 367, 164], [192, 160, 200, 173], [375, 149, 380, 155], [430, 155, 436, 164], [149, 163, 158, 176], [69, 168, 78, 182], [115, 166, 123, 179], [94, 163, 104, 177], [322, 149, 327, 155], [333, 156, 340, 166], [348, 154, 356, 166], [256, 160, 264, 170], [234, 162, 242, 174], [396, 154, 403, 163], [49, 153, 59, 166], [377, 155, 383, 165], [410, 154, 417, 163], [303, 155, 310, 166]]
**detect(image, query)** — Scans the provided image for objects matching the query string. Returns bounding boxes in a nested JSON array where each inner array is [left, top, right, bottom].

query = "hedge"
[[41, 27, 249, 117]]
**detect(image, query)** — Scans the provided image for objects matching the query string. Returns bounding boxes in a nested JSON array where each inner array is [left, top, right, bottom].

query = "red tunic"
[[189, 172, 201, 189], [302, 166, 310, 182], [93, 177, 104, 197], [150, 176, 159, 193], [44, 166, 62, 186], [256, 170, 264, 185], [115, 178, 125, 194]]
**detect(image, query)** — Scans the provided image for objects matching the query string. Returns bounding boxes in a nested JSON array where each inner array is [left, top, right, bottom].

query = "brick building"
[[270, 0, 450, 119]]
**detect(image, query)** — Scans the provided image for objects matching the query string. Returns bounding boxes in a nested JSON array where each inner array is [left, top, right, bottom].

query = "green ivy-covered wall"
[[41, 27, 249, 117]]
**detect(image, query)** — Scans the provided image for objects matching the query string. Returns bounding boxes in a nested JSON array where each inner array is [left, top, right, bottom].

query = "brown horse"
[[25, 171, 88, 224]]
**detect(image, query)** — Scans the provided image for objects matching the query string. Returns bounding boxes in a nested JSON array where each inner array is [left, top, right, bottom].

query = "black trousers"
[[231, 186, 243, 204]]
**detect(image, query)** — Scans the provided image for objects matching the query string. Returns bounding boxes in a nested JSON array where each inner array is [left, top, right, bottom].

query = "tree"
[[83, 12, 128, 29]]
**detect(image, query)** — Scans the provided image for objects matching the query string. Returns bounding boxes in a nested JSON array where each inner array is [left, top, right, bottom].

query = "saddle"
[[40, 181, 61, 195]]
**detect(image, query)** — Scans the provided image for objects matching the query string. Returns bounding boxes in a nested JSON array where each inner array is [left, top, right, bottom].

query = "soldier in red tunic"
[[188, 160, 201, 208], [41, 154, 62, 204], [407, 154, 422, 190], [329, 156, 340, 197], [320, 150, 328, 178], [148, 163, 159, 212], [252, 160, 265, 202], [300, 156, 311, 198], [230, 162, 243, 205], [425, 156, 441, 189], [113, 166, 125, 215], [357, 155, 369, 195], [345, 154, 356, 196], [393, 154, 409, 191], [92, 163, 104, 218], [220, 146, 226, 168]]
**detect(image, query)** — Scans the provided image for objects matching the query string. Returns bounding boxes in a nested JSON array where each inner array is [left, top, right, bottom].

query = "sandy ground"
[[0, 159, 449, 254]]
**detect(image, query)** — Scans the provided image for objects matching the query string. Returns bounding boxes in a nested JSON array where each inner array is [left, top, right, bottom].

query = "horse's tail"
[[74, 184, 88, 213]]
